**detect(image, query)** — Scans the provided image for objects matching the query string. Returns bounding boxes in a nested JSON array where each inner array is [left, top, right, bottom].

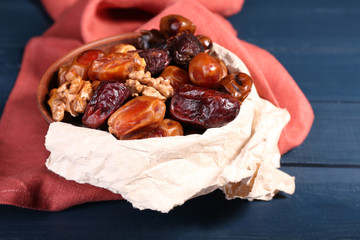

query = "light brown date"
[[108, 96, 166, 140], [160, 66, 191, 90], [58, 49, 105, 85], [108, 44, 136, 54], [217, 72, 253, 103], [88, 52, 145, 82], [122, 119, 184, 140], [143, 119, 183, 138]]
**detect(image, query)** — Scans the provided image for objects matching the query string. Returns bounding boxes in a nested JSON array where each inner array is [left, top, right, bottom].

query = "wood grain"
[[282, 102, 360, 165], [0, 167, 359, 239], [228, 0, 360, 102]]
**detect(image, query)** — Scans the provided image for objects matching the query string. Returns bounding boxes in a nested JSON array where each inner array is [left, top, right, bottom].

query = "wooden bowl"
[[37, 32, 141, 124]]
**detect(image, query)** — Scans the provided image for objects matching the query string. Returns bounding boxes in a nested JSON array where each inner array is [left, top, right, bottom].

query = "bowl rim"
[[37, 32, 141, 124]]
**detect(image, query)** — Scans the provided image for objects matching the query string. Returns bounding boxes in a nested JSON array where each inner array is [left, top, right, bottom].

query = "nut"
[[48, 76, 93, 121], [125, 70, 174, 100], [48, 88, 66, 121]]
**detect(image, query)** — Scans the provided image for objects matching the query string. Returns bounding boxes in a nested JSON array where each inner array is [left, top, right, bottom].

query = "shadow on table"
[[168, 189, 249, 225], [1, 189, 292, 239]]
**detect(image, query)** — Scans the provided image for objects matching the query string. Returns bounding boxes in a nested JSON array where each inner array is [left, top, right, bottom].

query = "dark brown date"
[[108, 96, 166, 140], [167, 32, 204, 68], [137, 29, 166, 50], [159, 14, 196, 38], [82, 81, 130, 129], [218, 72, 253, 103], [137, 48, 171, 75], [160, 65, 191, 90], [170, 84, 240, 128]]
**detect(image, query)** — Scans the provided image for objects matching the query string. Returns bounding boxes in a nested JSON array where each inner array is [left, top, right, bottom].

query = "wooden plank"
[[272, 51, 360, 102], [0, 167, 359, 239], [229, 0, 360, 51], [228, 0, 360, 102], [282, 102, 360, 166]]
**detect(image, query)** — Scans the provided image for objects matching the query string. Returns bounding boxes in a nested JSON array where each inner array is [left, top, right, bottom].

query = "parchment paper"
[[45, 43, 295, 213]]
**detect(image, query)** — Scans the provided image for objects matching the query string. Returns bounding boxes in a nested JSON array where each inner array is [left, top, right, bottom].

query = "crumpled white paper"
[[45, 43, 295, 213]]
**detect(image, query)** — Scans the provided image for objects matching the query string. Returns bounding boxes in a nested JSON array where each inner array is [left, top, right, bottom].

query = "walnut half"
[[124, 70, 174, 101], [48, 76, 93, 121]]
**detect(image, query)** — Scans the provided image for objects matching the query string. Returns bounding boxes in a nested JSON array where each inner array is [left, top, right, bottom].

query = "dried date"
[[159, 14, 196, 38], [108, 96, 166, 140], [196, 35, 213, 53], [137, 48, 171, 75], [217, 72, 252, 103], [88, 52, 145, 82], [160, 65, 191, 90], [145, 119, 183, 138], [108, 44, 136, 54], [82, 81, 130, 128], [188, 53, 227, 88], [167, 32, 204, 68], [137, 29, 166, 50], [58, 49, 105, 85], [123, 119, 183, 139], [170, 84, 240, 128]]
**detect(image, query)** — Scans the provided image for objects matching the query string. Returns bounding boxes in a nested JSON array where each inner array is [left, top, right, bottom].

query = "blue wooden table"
[[1, 0, 360, 239]]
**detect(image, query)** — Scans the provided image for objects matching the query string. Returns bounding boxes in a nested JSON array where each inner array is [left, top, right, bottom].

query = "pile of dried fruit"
[[47, 14, 253, 140]]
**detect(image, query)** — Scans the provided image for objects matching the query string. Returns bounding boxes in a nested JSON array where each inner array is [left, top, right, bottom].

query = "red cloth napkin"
[[0, 0, 313, 211]]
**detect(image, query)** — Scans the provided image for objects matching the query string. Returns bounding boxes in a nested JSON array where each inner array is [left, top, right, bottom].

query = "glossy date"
[[137, 48, 171, 75], [188, 53, 227, 88], [218, 72, 252, 103], [160, 65, 191, 90], [88, 52, 145, 82], [82, 81, 130, 129], [160, 14, 196, 38], [123, 119, 184, 140], [167, 32, 204, 68], [58, 49, 105, 85], [108, 96, 166, 140], [170, 84, 240, 128], [137, 29, 166, 50]]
